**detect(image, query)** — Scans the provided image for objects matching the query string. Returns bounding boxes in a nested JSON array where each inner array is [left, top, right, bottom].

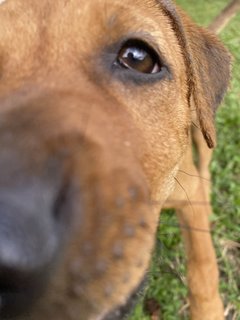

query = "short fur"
[[0, 1, 231, 320]]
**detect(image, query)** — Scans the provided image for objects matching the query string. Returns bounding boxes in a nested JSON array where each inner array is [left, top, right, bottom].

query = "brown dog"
[[0, 0, 231, 319]]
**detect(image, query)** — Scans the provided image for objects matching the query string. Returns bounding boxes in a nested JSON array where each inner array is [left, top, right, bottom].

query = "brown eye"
[[117, 40, 161, 74]]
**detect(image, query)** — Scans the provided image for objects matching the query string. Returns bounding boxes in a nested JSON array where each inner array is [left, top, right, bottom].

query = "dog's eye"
[[117, 40, 161, 74]]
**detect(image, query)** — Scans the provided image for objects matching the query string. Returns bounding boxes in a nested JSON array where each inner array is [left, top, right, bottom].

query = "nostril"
[[0, 200, 60, 318], [52, 178, 80, 230], [0, 267, 44, 318], [53, 181, 70, 221]]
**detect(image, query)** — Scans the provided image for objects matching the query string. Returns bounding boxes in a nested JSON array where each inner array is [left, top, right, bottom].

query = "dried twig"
[[209, 0, 240, 34]]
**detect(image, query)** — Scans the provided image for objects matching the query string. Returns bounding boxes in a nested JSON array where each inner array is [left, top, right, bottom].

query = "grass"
[[130, 1, 240, 319]]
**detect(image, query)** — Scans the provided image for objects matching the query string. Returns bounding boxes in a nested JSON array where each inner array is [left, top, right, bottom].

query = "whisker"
[[162, 199, 210, 206], [178, 170, 211, 182], [174, 176, 195, 215], [158, 222, 211, 234], [192, 121, 200, 130]]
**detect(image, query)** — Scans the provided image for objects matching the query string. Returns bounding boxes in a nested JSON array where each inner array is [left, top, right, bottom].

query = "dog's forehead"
[[0, 0, 176, 44], [0, 0, 186, 83], [0, 0, 171, 20], [0, 0, 176, 30], [0, 0, 177, 13]]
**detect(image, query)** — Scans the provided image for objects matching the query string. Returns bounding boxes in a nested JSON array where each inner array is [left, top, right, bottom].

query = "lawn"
[[130, 1, 240, 319]]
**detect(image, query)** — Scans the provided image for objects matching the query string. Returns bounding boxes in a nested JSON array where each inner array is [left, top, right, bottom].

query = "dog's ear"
[[159, 1, 231, 148]]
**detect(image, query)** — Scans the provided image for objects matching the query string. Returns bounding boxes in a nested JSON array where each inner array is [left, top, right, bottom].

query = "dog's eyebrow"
[[0, 0, 6, 5]]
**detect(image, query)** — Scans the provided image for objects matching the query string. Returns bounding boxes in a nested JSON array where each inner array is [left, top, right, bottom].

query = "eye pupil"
[[117, 40, 161, 74]]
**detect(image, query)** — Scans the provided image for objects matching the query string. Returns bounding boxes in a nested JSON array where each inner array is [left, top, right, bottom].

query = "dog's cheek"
[[132, 92, 190, 201]]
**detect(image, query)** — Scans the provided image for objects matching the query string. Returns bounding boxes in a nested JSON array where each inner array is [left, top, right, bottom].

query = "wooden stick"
[[209, 0, 240, 34]]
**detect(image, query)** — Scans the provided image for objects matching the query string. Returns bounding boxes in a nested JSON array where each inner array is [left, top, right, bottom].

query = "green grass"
[[212, 9, 240, 318], [130, 1, 240, 319]]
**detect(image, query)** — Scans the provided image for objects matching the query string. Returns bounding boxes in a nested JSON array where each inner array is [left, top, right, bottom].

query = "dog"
[[0, 0, 231, 319]]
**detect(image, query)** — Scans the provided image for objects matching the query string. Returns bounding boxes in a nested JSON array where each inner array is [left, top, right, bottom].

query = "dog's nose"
[[0, 263, 46, 319], [0, 196, 60, 318], [0, 93, 85, 317]]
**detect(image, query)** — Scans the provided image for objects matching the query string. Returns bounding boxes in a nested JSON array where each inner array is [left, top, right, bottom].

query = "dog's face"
[[0, 0, 230, 319]]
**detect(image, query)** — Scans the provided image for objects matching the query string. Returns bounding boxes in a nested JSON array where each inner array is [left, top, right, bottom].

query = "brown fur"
[[0, 0, 231, 319]]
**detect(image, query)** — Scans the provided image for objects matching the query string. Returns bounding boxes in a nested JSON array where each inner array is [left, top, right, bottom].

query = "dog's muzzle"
[[0, 83, 153, 320], [0, 145, 71, 318]]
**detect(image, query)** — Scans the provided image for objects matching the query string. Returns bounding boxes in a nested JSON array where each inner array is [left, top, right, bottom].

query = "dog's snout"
[[0, 144, 73, 318], [0, 103, 86, 318], [0, 196, 61, 318], [0, 87, 152, 319]]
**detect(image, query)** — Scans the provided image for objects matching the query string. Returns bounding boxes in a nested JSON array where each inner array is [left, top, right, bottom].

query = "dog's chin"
[[100, 275, 148, 320]]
